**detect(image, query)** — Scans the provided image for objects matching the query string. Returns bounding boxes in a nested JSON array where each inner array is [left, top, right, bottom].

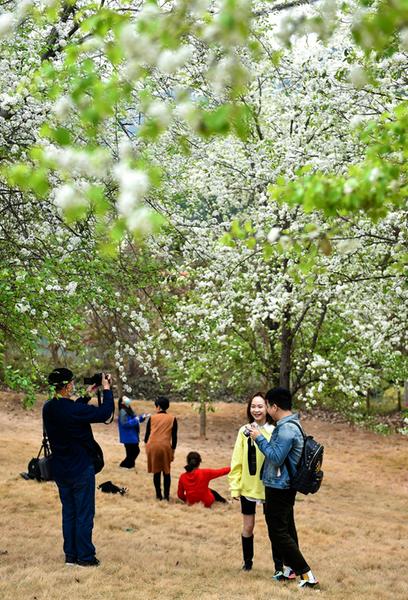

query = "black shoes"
[[242, 561, 253, 571], [65, 556, 100, 567], [77, 557, 100, 567]]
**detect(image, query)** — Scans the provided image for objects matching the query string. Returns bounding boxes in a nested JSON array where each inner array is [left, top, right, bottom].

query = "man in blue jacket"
[[43, 368, 114, 567], [248, 387, 319, 589]]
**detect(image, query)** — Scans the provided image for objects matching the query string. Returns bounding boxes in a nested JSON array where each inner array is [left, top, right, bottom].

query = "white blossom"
[[114, 164, 150, 218], [157, 46, 193, 74], [53, 184, 86, 211], [350, 66, 368, 89], [267, 227, 280, 243], [53, 96, 73, 121], [66, 281, 78, 296], [0, 13, 15, 39]]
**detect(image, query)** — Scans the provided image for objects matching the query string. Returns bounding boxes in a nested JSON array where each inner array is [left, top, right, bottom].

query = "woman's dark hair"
[[155, 396, 170, 411], [247, 392, 273, 424], [185, 451, 202, 472], [118, 396, 135, 417]]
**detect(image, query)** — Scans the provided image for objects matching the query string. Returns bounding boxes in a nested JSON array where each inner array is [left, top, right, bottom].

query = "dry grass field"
[[0, 392, 407, 600]]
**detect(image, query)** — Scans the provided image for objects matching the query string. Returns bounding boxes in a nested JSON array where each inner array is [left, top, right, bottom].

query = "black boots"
[[163, 473, 171, 501], [241, 535, 254, 571], [154, 472, 171, 500]]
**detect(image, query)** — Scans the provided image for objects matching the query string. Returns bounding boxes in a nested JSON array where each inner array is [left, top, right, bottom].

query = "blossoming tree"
[[0, 0, 406, 423]]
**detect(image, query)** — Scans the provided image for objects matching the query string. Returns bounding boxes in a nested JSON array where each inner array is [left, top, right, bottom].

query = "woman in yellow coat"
[[229, 392, 292, 578]]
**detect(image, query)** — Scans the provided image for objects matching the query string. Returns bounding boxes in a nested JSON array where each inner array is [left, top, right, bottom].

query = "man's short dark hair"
[[265, 387, 292, 411], [155, 396, 170, 411]]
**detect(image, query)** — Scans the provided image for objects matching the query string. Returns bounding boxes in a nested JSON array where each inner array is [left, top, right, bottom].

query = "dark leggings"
[[120, 444, 140, 468], [240, 496, 284, 571], [210, 489, 227, 503], [153, 472, 171, 500]]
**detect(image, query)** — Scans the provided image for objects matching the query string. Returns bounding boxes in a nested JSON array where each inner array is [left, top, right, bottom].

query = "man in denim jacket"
[[248, 387, 319, 589]]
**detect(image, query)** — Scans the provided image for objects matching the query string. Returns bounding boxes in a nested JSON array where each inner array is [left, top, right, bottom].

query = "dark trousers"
[[153, 472, 171, 500], [264, 487, 309, 575], [240, 495, 283, 571], [56, 465, 95, 562], [120, 443, 140, 468], [209, 488, 227, 503]]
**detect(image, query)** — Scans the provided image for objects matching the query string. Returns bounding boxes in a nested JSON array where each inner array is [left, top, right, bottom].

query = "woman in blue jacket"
[[118, 396, 149, 468]]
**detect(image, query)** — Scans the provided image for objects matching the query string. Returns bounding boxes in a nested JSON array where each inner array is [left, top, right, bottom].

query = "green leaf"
[[30, 169, 50, 197], [54, 127, 72, 146]]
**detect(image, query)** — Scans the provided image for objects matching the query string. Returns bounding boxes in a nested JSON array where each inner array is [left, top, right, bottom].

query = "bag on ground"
[[27, 432, 53, 482], [98, 481, 127, 495]]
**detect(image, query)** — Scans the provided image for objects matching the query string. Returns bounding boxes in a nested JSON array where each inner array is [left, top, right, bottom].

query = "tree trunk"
[[264, 315, 280, 385], [279, 313, 292, 389], [199, 400, 207, 439], [404, 381, 408, 408], [49, 343, 60, 365], [366, 390, 371, 415], [397, 386, 402, 412]]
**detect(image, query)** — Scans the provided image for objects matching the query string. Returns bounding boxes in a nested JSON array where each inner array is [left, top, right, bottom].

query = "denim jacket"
[[255, 413, 304, 490]]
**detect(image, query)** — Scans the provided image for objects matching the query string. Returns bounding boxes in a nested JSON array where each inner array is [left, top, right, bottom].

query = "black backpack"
[[284, 421, 324, 495]]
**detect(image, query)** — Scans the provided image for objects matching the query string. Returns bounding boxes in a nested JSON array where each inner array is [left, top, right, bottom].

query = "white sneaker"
[[283, 566, 296, 580], [298, 570, 319, 589]]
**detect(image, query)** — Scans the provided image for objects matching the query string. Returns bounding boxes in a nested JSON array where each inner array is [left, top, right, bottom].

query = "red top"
[[177, 467, 230, 507]]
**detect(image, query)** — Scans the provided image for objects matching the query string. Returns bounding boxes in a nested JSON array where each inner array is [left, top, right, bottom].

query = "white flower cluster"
[[0, 13, 15, 39], [66, 281, 78, 296], [15, 298, 31, 313], [44, 144, 112, 178], [53, 184, 87, 212], [114, 164, 149, 216]]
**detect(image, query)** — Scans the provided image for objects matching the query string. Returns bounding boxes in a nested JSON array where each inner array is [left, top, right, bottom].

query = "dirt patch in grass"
[[0, 392, 407, 600]]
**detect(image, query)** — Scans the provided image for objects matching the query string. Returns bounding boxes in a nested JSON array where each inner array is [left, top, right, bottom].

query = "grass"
[[0, 392, 407, 600]]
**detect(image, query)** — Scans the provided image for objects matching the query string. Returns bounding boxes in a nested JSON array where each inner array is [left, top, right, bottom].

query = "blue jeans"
[[56, 465, 96, 562]]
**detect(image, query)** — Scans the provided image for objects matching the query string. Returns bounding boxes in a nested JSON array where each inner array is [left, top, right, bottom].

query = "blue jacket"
[[255, 413, 304, 490], [43, 389, 114, 481], [118, 409, 146, 444]]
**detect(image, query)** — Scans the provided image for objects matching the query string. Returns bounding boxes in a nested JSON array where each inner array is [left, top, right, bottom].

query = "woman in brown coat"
[[144, 396, 178, 500]]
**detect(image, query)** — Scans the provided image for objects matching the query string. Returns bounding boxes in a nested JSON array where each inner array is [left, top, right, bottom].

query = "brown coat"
[[145, 412, 175, 474]]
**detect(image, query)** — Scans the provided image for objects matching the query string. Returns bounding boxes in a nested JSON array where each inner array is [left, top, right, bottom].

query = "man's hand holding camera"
[[84, 373, 112, 402], [247, 423, 261, 441], [102, 372, 112, 390]]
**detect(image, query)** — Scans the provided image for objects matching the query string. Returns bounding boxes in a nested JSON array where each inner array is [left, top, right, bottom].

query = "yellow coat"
[[228, 423, 274, 500]]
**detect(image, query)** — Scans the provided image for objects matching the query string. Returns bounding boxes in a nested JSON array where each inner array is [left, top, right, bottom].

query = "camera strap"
[[97, 389, 115, 424]]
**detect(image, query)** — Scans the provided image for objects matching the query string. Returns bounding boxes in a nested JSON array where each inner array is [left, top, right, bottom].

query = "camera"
[[243, 427, 251, 437], [84, 373, 103, 386]]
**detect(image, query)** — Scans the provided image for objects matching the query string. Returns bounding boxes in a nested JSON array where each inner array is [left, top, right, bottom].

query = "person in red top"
[[177, 451, 230, 508]]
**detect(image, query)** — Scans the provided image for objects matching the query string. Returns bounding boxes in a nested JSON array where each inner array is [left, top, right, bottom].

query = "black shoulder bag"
[[88, 388, 115, 474]]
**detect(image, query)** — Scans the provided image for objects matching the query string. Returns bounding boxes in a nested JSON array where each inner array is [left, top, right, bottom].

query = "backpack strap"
[[285, 420, 306, 439], [283, 421, 305, 481]]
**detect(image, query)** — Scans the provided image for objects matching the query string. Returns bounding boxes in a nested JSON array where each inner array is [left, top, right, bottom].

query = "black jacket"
[[43, 390, 113, 481]]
